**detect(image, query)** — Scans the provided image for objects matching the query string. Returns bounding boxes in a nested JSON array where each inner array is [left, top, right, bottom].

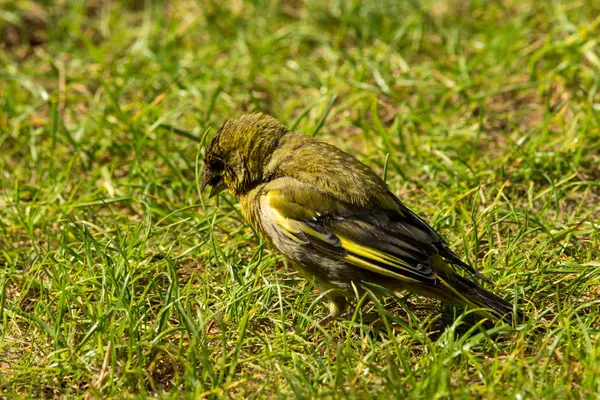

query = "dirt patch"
[[2, 3, 48, 48]]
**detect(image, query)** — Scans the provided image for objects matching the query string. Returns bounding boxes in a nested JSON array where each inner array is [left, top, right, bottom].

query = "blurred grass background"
[[1, 0, 599, 397]]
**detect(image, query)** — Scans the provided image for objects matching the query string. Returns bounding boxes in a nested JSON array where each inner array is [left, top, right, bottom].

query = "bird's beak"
[[208, 181, 226, 198], [202, 168, 226, 198]]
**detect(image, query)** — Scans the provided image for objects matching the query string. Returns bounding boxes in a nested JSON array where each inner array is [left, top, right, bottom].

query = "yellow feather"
[[267, 194, 306, 244], [338, 236, 421, 283]]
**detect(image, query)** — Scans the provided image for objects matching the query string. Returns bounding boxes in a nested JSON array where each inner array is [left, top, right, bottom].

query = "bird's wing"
[[264, 182, 441, 284], [271, 139, 491, 284]]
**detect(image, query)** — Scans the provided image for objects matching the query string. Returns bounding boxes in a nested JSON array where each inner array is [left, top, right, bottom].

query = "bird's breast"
[[240, 191, 266, 236]]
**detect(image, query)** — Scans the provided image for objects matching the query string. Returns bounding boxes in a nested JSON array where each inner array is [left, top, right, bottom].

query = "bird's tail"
[[414, 261, 521, 325], [447, 274, 520, 324]]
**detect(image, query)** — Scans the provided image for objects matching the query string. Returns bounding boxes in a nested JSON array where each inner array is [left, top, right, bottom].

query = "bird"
[[202, 112, 520, 329]]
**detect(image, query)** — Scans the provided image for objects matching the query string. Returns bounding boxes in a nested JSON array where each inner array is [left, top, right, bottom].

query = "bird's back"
[[264, 133, 401, 213]]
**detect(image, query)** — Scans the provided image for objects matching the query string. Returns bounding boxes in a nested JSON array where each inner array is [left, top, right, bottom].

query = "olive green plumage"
[[203, 113, 520, 326]]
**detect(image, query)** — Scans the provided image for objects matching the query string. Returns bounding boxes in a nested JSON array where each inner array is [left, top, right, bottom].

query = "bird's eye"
[[209, 158, 225, 171]]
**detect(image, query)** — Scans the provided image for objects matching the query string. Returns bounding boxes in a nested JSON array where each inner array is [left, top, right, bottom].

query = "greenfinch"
[[203, 113, 520, 327]]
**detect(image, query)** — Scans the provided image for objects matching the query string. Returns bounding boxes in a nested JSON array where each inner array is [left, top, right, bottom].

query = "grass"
[[1, 0, 599, 397]]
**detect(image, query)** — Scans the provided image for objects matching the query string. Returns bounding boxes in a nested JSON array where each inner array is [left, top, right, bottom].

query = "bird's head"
[[202, 113, 289, 197]]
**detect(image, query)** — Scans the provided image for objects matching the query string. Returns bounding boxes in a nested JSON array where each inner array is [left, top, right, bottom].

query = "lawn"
[[1, 0, 599, 398]]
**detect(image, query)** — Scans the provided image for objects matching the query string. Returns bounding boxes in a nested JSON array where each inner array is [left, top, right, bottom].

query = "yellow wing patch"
[[338, 236, 422, 283], [265, 191, 307, 244], [271, 209, 306, 244]]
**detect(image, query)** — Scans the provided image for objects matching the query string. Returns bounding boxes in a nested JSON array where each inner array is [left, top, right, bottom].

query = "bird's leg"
[[306, 297, 347, 334], [339, 306, 357, 320]]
